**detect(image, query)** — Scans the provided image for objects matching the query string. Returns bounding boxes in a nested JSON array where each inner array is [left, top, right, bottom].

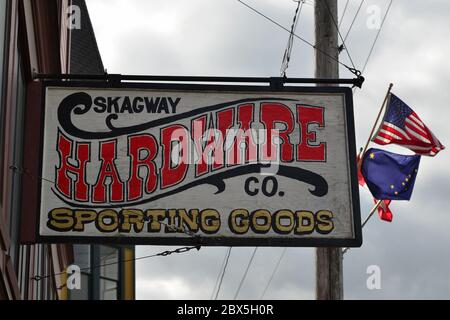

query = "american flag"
[[372, 93, 445, 156]]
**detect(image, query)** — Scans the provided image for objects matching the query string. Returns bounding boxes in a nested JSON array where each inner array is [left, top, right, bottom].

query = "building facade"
[[0, 0, 134, 300]]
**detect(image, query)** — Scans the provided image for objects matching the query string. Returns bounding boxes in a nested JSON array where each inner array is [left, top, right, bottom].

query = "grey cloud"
[[86, 0, 450, 299]]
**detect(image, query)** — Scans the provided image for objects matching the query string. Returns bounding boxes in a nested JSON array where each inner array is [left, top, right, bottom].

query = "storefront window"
[[74, 244, 91, 271], [99, 245, 119, 300], [99, 278, 117, 300], [70, 245, 122, 300], [99, 245, 119, 280], [69, 273, 90, 300], [69, 245, 91, 300]]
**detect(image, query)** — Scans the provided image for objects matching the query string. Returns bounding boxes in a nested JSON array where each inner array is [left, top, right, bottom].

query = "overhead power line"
[[352, 0, 394, 94], [233, 247, 258, 300], [236, 0, 360, 75], [280, 0, 305, 77], [210, 247, 233, 300], [338, 0, 350, 29], [322, 0, 357, 70], [360, 0, 394, 74], [214, 247, 233, 300], [259, 247, 287, 300], [343, 0, 366, 43], [31, 245, 201, 282]]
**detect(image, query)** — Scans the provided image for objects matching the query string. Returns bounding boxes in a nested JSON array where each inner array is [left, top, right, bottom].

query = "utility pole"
[[314, 0, 343, 300]]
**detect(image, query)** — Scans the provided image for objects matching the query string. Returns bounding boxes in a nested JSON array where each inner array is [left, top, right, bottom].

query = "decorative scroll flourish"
[[52, 163, 328, 209], [57, 92, 297, 140]]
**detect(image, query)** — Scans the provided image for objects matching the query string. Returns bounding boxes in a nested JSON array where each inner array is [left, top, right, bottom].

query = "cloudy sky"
[[86, 0, 450, 299]]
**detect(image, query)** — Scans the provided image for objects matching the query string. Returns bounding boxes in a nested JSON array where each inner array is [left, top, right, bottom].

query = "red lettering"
[[192, 112, 229, 176], [192, 116, 208, 177], [297, 105, 326, 161], [260, 103, 294, 162], [55, 132, 90, 201], [160, 125, 189, 188], [213, 108, 234, 170], [92, 140, 124, 202], [127, 134, 158, 200]]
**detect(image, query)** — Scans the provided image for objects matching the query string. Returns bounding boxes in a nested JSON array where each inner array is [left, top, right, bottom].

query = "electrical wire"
[[360, 0, 394, 74], [280, 0, 305, 77], [31, 245, 201, 282], [210, 247, 232, 300], [321, 0, 357, 70], [233, 247, 258, 300], [214, 247, 233, 300], [259, 247, 287, 299], [352, 0, 394, 94], [236, 0, 358, 74], [338, 0, 350, 29], [343, 0, 366, 43]]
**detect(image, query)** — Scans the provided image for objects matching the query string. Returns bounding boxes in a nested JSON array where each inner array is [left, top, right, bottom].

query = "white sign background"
[[38, 85, 361, 246]]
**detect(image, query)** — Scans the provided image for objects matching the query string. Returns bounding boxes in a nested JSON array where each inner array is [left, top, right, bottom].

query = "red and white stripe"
[[372, 112, 444, 157]]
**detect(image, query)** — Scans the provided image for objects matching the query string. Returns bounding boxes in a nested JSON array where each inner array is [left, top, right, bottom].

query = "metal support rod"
[[33, 73, 363, 87]]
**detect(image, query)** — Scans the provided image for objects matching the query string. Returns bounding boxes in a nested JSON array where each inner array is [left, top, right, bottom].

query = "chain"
[[31, 245, 201, 282]]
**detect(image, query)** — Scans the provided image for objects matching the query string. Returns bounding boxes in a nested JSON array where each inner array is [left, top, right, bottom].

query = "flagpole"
[[348, 84, 394, 255], [362, 200, 382, 228], [343, 200, 382, 254], [358, 83, 394, 166]]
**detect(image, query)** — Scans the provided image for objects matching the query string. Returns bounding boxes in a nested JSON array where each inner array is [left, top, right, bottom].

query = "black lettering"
[[133, 97, 144, 113], [93, 97, 107, 112], [47, 208, 74, 232], [107, 97, 120, 113], [120, 96, 133, 113], [157, 97, 170, 114], [244, 176, 259, 196], [168, 97, 181, 113], [262, 176, 278, 197], [144, 97, 161, 113]]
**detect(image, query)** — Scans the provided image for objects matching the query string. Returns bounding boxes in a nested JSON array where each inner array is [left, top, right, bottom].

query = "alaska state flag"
[[361, 148, 421, 200]]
